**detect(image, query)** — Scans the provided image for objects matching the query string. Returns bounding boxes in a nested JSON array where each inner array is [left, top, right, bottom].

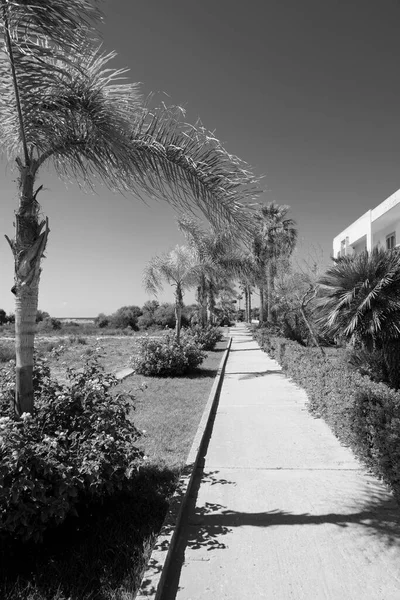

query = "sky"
[[1, 0, 400, 317]]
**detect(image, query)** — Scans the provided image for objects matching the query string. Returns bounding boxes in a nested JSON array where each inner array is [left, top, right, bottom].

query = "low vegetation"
[[0, 357, 143, 543], [0, 331, 227, 599], [254, 330, 400, 500], [132, 332, 206, 376]]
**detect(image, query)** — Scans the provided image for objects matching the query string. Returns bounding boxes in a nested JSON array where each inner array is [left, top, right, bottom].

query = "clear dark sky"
[[1, 0, 400, 316]]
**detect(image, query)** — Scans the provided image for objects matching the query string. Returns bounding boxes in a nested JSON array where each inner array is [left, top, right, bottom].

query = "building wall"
[[372, 219, 400, 249], [333, 210, 371, 257], [333, 189, 400, 257], [351, 237, 368, 255]]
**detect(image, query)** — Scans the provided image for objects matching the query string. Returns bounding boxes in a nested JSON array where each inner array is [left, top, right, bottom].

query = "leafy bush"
[[37, 317, 62, 333], [0, 344, 14, 363], [137, 312, 156, 330], [345, 345, 388, 384], [109, 306, 142, 330], [94, 313, 109, 328], [186, 325, 223, 350], [0, 357, 143, 542], [254, 328, 400, 498], [132, 333, 206, 376], [50, 318, 62, 330], [35, 310, 50, 323]]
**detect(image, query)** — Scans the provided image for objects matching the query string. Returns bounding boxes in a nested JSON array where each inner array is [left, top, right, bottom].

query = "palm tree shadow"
[[224, 370, 284, 379], [161, 469, 400, 599]]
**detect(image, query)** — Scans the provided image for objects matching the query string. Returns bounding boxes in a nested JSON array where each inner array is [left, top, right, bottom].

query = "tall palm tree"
[[316, 247, 400, 387], [1, 1, 260, 416], [252, 203, 297, 324], [143, 245, 203, 342]]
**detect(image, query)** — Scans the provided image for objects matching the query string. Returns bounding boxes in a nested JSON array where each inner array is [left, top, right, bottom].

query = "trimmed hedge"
[[253, 329, 400, 498]]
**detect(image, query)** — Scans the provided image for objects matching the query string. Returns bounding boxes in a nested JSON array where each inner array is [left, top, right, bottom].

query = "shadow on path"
[[224, 370, 284, 379], [159, 466, 400, 599]]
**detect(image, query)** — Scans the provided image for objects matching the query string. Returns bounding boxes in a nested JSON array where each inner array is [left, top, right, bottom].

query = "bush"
[[37, 317, 62, 333], [0, 344, 14, 363], [186, 325, 223, 350], [0, 357, 143, 542], [132, 333, 206, 376], [35, 310, 50, 323], [50, 318, 62, 330], [94, 313, 109, 328], [254, 328, 400, 498], [137, 312, 156, 330], [109, 306, 142, 330]]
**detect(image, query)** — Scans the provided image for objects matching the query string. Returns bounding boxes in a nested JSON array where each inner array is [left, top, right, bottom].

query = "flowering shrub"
[[132, 333, 206, 376], [0, 357, 143, 542], [186, 325, 223, 351]]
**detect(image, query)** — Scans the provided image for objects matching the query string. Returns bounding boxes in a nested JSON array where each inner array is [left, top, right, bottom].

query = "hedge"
[[253, 329, 400, 498]]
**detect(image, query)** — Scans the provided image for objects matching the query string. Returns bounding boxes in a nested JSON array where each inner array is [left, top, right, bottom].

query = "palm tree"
[[316, 247, 400, 387], [143, 245, 203, 342], [252, 203, 297, 324], [177, 216, 245, 326], [1, 1, 260, 416]]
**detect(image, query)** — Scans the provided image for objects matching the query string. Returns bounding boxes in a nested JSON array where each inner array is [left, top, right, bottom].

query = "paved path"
[[162, 323, 400, 600]]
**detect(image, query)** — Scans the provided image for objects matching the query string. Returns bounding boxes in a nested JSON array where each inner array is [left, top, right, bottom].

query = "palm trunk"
[[174, 283, 183, 343], [248, 286, 252, 323], [197, 275, 207, 327], [207, 282, 216, 325], [6, 164, 49, 416], [259, 285, 265, 325], [244, 286, 249, 322], [267, 263, 274, 323]]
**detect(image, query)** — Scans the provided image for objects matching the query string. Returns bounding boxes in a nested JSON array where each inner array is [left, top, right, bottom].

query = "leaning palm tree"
[[316, 247, 400, 387], [252, 203, 297, 324], [143, 245, 203, 342], [1, 1, 260, 416]]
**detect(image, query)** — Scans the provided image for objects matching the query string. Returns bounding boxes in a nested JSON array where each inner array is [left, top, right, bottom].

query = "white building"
[[333, 189, 400, 258]]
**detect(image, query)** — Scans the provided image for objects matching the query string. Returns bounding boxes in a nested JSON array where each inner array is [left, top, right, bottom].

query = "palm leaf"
[[143, 245, 203, 297], [0, 36, 261, 234]]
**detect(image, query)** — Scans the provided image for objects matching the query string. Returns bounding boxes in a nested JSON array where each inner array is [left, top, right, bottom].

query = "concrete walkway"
[[162, 324, 400, 600]]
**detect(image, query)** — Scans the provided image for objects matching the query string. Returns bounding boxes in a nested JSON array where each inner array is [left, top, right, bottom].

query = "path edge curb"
[[135, 336, 232, 599]]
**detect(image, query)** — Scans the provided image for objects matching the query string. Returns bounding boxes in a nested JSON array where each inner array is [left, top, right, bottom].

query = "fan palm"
[[1, 1, 260, 415], [316, 247, 400, 387], [143, 245, 203, 342], [316, 247, 400, 343], [252, 203, 297, 323]]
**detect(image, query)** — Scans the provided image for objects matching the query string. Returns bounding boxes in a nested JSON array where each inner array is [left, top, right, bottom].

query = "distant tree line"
[[94, 301, 198, 331]]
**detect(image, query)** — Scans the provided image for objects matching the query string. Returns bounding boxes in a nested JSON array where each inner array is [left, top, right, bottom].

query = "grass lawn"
[[0, 336, 227, 600]]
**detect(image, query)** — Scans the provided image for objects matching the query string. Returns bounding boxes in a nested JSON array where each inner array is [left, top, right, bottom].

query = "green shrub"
[[94, 313, 109, 328], [254, 329, 400, 497], [35, 310, 50, 323], [186, 325, 223, 350], [0, 344, 14, 363], [109, 306, 142, 330], [0, 357, 143, 542], [132, 333, 206, 376]]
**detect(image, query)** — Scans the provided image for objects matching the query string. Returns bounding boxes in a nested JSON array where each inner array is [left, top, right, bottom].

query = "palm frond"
[[316, 247, 400, 342], [143, 245, 203, 297], [1, 36, 261, 234], [2, 0, 102, 52], [128, 106, 262, 235]]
